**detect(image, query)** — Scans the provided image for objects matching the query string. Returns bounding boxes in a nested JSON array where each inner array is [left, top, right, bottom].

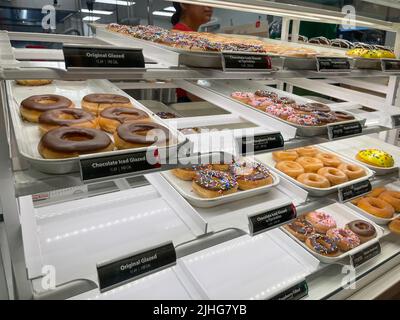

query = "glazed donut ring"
[[20, 94, 74, 123], [82, 93, 133, 115], [297, 173, 330, 188], [296, 156, 323, 173], [326, 228, 360, 252], [368, 187, 386, 198], [358, 197, 394, 219], [317, 167, 348, 186], [315, 153, 342, 167], [295, 146, 319, 157], [379, 191, 400, 211], [337, 163, 366, 180], [16, 79, 52, 86], [272, 150, 298, 162], [275, 161, 304, 178], [389, 218, 400, 235]]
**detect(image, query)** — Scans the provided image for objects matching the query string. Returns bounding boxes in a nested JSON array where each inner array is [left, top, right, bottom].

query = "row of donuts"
[[231, 90, 355, 126], [19, 93, 170, 159], [272, 146, 366, 189], [171, 161, 274, 198], [285, 211, 377, 257]]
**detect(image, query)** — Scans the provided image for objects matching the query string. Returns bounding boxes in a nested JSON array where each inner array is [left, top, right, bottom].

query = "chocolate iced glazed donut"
[[114, 121, 170, 149], [99, 107, 150, 133], [81, 93, 133, 115], [330, 111, 355, 121], [38, 127, 114, 159], [304, 102, 331, 113], [345, 220, 376, 243], [38, 108, 98, 134], [20, 94, 74, 123]]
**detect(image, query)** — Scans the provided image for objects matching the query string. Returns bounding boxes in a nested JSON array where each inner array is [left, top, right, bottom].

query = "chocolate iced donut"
[[99, 107, 150, 133], [304, 102, 331, 113], [81, 93, 133, 115], [293, 104, 314, 113], [38, 108, 98, 134], [345, 220, 376, 243], [331, 111, 355, 121], [114, 121, 170, 149], [254, 90, 278, 99], [311, 111, 337, 123], [38, 127, 114, 159], [20, 94, 74, 123]]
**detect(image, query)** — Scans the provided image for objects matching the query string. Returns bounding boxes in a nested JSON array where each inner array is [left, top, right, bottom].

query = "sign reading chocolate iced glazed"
[[63, 44, 145, 69], [350, 242, 381, 268], [97, 242, 176, 292], [222, 52, 272, 71]]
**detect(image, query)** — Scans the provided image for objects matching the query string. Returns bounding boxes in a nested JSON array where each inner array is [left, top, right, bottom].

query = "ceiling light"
[[164, 6, 176, 12], [95, 0, 135, 6], [80, 9, 113, 15], [153, 11, 174, 17], [82, 16, 101, 21]]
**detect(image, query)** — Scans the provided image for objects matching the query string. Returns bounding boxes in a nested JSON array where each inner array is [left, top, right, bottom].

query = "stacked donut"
[[231, 90, 355, 126], [273, 146, 366, 189], [19, 92, 172, 159], [352, 187, 400, 222], [171, 161, 274, 198], [284, 211, 377, 256]]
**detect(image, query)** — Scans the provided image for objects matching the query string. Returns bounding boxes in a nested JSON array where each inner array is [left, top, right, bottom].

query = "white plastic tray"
[[6, 79, 186, 174], [320, 135, 399, 175], [256, 146, 374, 196], [281, 203, 384, 264], [161, 160, 280, 208], [346, 181, 400, 225]]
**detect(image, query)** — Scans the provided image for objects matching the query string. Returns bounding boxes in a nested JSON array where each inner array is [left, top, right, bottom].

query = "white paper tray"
[[161, 160, 280, 208], [256, 146, 374, 196], [281, 203, 384, 264], [320, 135, 399, 175], [6, 79, 186, 174], [346, 181, 400, 225]]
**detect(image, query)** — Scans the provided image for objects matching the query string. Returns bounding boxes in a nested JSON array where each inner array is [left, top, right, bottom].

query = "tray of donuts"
[[5, 79, 186, 174], [256, 146, 374, 196], [282, 203, 384, 264], [161, 158, 280, 208]]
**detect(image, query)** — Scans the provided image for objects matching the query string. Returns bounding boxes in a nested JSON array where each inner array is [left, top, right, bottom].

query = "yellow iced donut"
[[356, 149, 394, 168]]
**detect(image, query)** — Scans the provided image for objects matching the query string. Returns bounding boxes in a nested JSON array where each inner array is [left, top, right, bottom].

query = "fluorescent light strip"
[[164, 6, 176, 12], [153, 11, 174, 17], [95, 0, 135, 6], [82, 16, 101, 21], [80, 9, 113, 15]]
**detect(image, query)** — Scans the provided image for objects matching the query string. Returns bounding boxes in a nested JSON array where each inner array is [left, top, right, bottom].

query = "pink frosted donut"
[[326, 228, 360, 252], [305, 211, 337, 233], [248, 97, 273, 109], [266, 105, 295, 120], [231, 92, 254, 103], [287, 113, 321, 126]]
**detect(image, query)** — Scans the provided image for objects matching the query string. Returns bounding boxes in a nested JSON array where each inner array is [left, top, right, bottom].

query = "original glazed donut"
[[297, 173, 330, 189], [81, 93, 133, 115], [379, 191, 400, 211], [389, 218, 400, 235], [305, 234, 339, 257], [20, 94, 74, 123], [192, 170, 238, 198], [99, 107, 151, 133], [357, 197, 394, 219], [114, 122, 170, 149], [317, 167, 348, 186], [284, 218, 315, 242], [230, 161, 273, 190], [305, 211, 337, 233], [172, 165, 212, 181], [326, 228, 360, 252], [38, 108, 98, 134], [295, 146, 319, 158], [315, 153, 342, 167], [337, 163, 366, 180], [345, 220, 377, 243], [272, 150, 298, 162], [368, 187, 387, 198], [38, 127, 114, 159], [16, 79, 52, 86], [275, 161, 304, 178], [296, 156, 324, 173]]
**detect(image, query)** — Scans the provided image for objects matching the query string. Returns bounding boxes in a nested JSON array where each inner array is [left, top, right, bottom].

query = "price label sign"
[[79, 149, 160, 182], [63, 45, 145, 69], [338, 180, 372, 202], [222, 52, 272, 71], [381, 59, 400, 73], [316, 57, 351, 72], [270, 280, 308, 300], [391, 114, 400, 128], [240, 132, 284, 155], [350, 242, 381, 268], [248, 203, 296, 236], [97, 242, 176, 292], [327, 121, 362, 140]]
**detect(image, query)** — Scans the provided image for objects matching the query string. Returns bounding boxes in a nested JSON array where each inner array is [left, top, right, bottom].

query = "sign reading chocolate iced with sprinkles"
[[222, 52, 272, 71]]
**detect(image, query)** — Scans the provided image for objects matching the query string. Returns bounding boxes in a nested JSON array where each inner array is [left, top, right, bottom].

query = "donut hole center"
[[39, 99, 58, 105], [62, 132, 93, 141], [58, 113, 79, 120]]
